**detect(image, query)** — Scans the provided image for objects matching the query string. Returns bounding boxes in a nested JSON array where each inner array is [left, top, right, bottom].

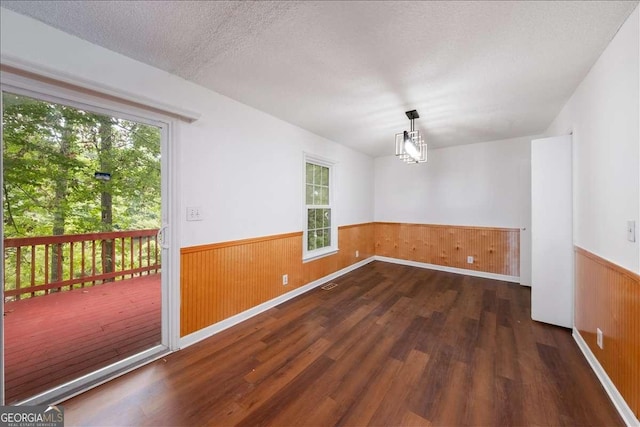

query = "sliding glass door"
[[0, 85, 172, 405]]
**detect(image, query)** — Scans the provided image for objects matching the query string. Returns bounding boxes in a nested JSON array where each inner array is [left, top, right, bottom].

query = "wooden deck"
[[3, 274, 161, 404]]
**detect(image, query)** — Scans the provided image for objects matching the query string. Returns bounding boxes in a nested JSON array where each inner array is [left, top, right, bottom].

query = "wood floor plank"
[[334, 357, 403, 426], [464, 347, 496, 426], [245, 323, 326, 384], [328, 329, 397, 409], [495, 375, 525, 426], [496, 324, 519, 380], [409, 344, 456, 420], [370, 349, 431, 426], [389, 315, 430, 361], [265, 323, 389, 425], [61, 261, 624, 427], [305, 396, 342, 427], [414, 311, 447, 355], [234, 356, 335, 427], [401, 410, 433, 427], [213, 337, 333, 427], [430, 360, 470, 426]]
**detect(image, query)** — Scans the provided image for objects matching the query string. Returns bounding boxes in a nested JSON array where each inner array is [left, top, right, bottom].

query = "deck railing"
[[3, 229, 161, 301]]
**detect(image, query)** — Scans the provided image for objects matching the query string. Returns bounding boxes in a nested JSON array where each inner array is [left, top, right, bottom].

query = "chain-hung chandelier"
[[395, 109, 427, 163]]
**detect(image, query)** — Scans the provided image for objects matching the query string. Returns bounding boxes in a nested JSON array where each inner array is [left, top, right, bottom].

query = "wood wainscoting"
[[374, 222, 520, 277], [575, 246, 639, 420], [180, 223, 375, 336], [303, 222, 375, 284]]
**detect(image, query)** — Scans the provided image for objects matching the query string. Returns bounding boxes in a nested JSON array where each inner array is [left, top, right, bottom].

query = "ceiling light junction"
[[395, 110, 427, 163]]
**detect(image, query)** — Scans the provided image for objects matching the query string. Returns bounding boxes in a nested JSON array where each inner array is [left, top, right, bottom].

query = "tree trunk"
[[98, 117, 114, 281], [50, 112, 70, 289]]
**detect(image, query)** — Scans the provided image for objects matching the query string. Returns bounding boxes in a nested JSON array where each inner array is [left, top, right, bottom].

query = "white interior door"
[[531, 135, 573, 328]]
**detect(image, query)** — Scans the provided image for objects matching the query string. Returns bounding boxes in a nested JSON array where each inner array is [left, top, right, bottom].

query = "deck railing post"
[[15, 247, 21, 300]]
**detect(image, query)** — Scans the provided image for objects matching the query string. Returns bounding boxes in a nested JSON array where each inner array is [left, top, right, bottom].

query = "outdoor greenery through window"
[[305, 161, 332, 253], [2, 91, 162, 300]]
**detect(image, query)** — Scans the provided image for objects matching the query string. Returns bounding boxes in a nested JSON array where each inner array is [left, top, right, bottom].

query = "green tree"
[[2, 92, 162, 293]]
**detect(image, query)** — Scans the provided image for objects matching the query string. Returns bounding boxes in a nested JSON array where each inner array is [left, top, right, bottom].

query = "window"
[[304, 157, 337, 259]]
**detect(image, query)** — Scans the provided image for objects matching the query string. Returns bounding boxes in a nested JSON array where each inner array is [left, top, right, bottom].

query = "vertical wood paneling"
[[374, 222, 520, 276], [180, 224, 375, 336], [575, 246, 639, 420]]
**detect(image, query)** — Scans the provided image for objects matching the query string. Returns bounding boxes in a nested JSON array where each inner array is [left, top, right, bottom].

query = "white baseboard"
[[374, 256, 520, 283], [179, 256, 375, 349], [573, 328, 639, 427]]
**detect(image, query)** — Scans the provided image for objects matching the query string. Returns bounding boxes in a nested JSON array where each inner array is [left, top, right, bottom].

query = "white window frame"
[[303, 154, 338, 261]]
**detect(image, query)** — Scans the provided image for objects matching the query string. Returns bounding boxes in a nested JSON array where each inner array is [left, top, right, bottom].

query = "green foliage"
[[307, 208, 331, 250], [305, 162, 329, 205], [2, 92, 162, 298], [2, 92, 161, 238], [305, 162, 331, 251]]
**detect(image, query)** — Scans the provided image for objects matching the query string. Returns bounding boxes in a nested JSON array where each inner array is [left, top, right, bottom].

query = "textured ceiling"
[[1, 1, 637, 156]]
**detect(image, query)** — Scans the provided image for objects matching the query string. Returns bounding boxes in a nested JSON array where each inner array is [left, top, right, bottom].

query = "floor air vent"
[[321, 282, 339, 291]]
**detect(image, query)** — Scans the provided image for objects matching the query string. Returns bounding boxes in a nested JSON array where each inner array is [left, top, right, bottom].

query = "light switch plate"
[[627, 221, 636, 242], [186, 206, 203, 221]]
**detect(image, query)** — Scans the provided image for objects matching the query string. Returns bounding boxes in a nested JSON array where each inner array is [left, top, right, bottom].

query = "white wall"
[[4, 3, 637, 276], [0, 9, 374, 248], [546, 5, 639, 274], [374, 136, 533, 284]]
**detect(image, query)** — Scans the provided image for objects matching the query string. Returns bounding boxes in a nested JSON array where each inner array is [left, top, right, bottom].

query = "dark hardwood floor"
[[62, 261, 622, 426]]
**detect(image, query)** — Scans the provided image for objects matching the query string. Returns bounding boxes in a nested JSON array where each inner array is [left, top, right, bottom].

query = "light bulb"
[[403, 134, 420, 161]]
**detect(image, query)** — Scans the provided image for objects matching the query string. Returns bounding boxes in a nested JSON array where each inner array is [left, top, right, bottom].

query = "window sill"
[[302, 247, 339, 263]]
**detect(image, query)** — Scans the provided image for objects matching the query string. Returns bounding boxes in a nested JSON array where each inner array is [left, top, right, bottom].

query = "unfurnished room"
[[0, 1, 638, 426]]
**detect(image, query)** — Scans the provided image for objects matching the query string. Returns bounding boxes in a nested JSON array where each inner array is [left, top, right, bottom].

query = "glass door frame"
[[0, 70, 180, 405]]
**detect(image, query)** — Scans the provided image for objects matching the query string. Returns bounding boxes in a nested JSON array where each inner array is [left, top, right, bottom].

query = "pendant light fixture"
[[395, 110, 427, 163]]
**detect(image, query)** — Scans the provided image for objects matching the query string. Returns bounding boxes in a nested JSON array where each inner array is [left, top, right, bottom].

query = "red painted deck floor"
[[3, 274, 161, 404]]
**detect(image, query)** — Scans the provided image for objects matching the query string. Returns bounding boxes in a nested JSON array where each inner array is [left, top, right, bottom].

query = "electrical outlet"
[[282, 274, 288, 286], [186, 206, 203, 221], [627, 221, 636, 242], [596, 328, 603, 349], [355, 250, 359, 258], [467, 256, 474, 264]]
